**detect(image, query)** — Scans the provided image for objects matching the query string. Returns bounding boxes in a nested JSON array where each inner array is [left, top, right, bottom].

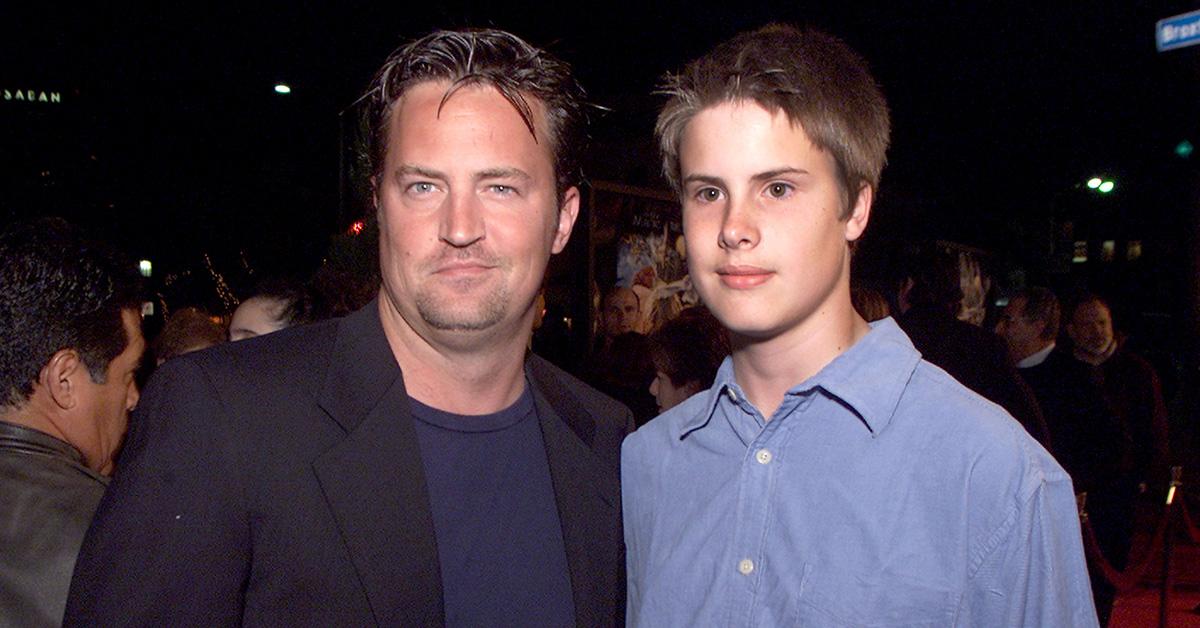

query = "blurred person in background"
[[647, 306, 728, 415], [0, 218, 144, 627]]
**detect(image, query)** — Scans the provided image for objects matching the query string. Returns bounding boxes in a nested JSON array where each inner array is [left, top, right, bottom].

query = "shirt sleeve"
[[64, 357, 251, 626], [963, 465, 1099, 627]]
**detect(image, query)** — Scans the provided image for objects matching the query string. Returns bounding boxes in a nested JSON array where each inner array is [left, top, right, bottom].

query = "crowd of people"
[[0, 22, 1188, 628]]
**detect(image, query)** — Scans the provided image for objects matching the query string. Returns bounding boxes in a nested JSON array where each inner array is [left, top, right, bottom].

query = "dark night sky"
[[3, 2, 1197, 281]]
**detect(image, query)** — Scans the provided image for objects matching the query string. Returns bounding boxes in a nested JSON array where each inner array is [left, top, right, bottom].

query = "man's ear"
[[40, 349, 84, 410], [551, 186, 581, 254], [843, 184, 873, 242]]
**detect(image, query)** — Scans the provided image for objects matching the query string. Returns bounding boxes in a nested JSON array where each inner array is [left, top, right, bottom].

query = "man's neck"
[[1016, 341, 1055, 368], [378, 299, 531, 415], [1074, 339, 1116, 366], [730, 300, 870, 420]]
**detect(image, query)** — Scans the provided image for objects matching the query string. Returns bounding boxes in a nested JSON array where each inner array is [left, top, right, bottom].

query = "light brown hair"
[[656, 24, 890, 216]]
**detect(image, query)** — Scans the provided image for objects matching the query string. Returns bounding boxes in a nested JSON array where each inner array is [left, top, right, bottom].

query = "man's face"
[[374, 82, 578, 342], [649, 370, 701, 414], [679, 101, 870, 340], [73, 308, 144, 475], [1068, 300, 1114, 355], [603, 288, 640, 337], [229, 296, 289, 341], [995, 296, 1046, 362]]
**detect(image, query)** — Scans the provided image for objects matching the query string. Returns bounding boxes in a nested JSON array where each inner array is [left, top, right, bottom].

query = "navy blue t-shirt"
[[410, 386, 574, 627]]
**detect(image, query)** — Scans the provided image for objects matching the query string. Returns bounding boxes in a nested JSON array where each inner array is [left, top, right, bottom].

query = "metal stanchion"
[[1159, 466, 1183, 628]]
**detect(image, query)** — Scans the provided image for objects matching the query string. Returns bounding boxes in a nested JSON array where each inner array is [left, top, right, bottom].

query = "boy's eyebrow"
[[750, 167, 811, 182], [681, 174, 725, 187]]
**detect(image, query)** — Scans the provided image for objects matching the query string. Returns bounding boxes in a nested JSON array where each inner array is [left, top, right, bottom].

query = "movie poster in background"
[[590, 182, 699, 335]]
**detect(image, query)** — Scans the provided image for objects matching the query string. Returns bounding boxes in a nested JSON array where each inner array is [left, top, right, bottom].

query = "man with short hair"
[[622, 25, 1097, 625], [602, 286, 641, 338], [1065, 294, 1169, 625], [996, 286, 1060, 367], [67, 29, 631, 626], [0, 218, 144, 627]]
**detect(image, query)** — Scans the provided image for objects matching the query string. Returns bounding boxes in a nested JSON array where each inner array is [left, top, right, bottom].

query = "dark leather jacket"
[[0, 420, 107, 628]]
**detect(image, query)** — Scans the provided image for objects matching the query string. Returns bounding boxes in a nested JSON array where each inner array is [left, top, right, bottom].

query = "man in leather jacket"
[[0, 219, 144, 627]]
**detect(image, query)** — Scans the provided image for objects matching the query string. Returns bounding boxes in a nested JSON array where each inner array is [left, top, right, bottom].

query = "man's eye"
[[490, 184, 515, 195], [407, 182, 435, 194], [766, 183, 793, 199]]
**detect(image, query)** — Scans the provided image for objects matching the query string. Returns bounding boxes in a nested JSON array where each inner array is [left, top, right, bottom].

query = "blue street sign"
[[1158, 9, 1200, 52]]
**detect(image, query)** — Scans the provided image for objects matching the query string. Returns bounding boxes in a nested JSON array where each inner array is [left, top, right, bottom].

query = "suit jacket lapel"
[[528, 357, 621, 625], [312, 301, 443, 626]]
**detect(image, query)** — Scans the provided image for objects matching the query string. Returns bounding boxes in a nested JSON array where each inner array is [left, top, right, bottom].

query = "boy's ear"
[[844, 185, 872, 242]]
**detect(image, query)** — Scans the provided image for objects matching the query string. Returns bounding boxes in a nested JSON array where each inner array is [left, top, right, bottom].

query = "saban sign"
[[3, 88, 63, 103]]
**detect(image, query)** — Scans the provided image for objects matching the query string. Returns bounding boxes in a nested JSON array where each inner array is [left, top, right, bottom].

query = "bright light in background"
[[274, 83, 292, 94], [1098, 180, 1114, 193], [1176, 140, 1194, 159], [348, 220, 365, 235], [1086, 177, 1102, 189], [138, 259, 152, 277]]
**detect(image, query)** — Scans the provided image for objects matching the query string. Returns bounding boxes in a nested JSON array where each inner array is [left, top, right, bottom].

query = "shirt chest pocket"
[[794, 565, 960, 627]]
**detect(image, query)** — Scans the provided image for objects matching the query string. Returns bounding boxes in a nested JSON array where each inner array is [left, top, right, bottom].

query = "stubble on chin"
[[412, 245, 511, 332]]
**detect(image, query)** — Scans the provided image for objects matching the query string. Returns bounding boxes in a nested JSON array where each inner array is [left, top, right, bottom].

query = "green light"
[[138, 260, 152, 277], [1086, 177, 1102, 189], [1176, 140, 1194, 158], [1098, 180, 1114, 193], [274, 83, 291, 94]]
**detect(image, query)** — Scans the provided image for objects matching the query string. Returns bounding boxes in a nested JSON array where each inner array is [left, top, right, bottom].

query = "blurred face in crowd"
[[679, 101, 870, 340], [649, 371, 702, 414], [603, 288, 640, 337], [229, 296, 290, 341], [374, 81, 579, 346], [995, 296, 1045, 362], [1068, 300, 1114, 356], [70, 309, 144, 475]]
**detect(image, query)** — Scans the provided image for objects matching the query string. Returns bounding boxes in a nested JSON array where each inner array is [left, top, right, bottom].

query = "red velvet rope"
[[1078, 497, 1197, 592]]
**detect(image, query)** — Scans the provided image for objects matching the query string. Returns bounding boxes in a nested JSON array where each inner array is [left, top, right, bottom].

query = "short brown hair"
[[363, 28, 589, 197], [1013, 287, 1061, 341], [656, 24, 890, 216]]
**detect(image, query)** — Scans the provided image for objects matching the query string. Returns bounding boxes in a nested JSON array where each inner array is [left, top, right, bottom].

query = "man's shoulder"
[[527, 354, 634, 449], [528, 354, 628, 419], [154, 318, 342, 398]]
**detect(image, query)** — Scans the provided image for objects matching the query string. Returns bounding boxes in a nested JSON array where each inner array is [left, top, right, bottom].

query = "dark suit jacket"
[[65, 301, 633, 626], [897, 306, 1053, 450]]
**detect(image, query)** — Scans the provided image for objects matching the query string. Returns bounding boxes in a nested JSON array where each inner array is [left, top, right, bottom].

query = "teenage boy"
[[622, 25, 1098, 626]]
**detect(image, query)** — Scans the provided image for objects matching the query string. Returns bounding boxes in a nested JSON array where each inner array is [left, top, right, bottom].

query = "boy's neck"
[[730, 301, 870, 420]]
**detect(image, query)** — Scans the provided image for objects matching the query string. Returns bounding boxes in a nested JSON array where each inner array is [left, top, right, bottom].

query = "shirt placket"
[[722, 390, 807, 626]]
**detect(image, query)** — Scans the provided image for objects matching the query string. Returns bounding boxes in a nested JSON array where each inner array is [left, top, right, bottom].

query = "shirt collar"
[[1017, 342, 1056, 368], [678, 317, 923, 438]]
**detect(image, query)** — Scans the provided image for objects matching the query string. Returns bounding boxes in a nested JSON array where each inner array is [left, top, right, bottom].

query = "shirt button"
[[727, 388, 739, 402], [755, 449, 773, 465], [738, 558, 755, 575]]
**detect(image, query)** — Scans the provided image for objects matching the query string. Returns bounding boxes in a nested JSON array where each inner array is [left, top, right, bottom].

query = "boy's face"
[[678, 101, 870, 341]]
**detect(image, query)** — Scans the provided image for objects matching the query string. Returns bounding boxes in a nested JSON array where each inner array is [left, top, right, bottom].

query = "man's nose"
[[440, 191, 485, 247]]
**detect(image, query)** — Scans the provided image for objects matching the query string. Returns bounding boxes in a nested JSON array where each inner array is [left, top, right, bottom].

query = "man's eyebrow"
[[393, 164, 446, 180], [476, 167, 532, 182]]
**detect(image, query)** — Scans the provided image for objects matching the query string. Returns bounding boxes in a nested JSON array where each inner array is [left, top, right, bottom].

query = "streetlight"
[[1086, 176, 1115, 194], [274, 83, 292, 94]]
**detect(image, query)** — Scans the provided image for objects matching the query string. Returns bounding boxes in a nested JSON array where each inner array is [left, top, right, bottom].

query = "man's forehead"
[[391, 80, 549, 139]]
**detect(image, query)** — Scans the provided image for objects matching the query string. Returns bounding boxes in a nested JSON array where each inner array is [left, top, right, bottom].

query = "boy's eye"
[[697, 188, 722, 202], [766, 183, 792, 198]]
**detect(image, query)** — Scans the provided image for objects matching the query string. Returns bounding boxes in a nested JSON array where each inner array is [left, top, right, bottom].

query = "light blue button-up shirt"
[[622, 318, 1098, 627]]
